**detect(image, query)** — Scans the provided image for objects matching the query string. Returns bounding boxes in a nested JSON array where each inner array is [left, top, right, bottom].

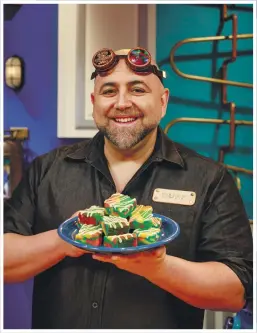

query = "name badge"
[[152, 188, 196, 206]]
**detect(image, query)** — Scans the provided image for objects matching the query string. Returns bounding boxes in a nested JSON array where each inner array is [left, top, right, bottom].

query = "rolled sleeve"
[[197, 167, 253, 300]]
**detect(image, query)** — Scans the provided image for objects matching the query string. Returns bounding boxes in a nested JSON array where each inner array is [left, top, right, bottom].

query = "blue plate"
[[57, 213, 180, 254]]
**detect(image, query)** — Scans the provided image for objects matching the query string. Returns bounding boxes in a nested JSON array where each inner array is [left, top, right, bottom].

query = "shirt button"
[[92, 302, 98, 309]]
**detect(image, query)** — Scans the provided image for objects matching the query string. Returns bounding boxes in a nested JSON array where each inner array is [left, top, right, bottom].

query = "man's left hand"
[[92, 246, 166, 279]]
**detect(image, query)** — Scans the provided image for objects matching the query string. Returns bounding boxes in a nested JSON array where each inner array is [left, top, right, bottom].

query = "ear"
[[91, 93, 95, 105], [160, 88, 169, 118]]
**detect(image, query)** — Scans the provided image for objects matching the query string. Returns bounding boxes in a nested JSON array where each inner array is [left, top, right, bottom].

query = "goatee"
[[97, 125, 156, 150]]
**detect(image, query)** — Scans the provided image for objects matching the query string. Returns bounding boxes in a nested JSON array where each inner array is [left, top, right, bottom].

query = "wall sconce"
[[5, 55, 24, 90]]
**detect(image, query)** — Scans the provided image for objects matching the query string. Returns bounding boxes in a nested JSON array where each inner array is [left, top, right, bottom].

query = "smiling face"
[[91, 56, 169, 150]]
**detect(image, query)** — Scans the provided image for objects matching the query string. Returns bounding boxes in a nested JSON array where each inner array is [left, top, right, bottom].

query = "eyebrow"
[[99, 82, 116, 91], [128, 80, 151, 90], [99, 80, 151, 91]]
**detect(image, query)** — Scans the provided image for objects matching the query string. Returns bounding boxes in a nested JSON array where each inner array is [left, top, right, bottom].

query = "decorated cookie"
[[104, 233, 137, 248], [75, 224, 103, 246], [101, 216, 130, 236], [129, 205, 153, 229], [151, 216, 162, 228], [104, 193, 137, 218], [133, 228, 161, 245], [77, 205, 105, 226]]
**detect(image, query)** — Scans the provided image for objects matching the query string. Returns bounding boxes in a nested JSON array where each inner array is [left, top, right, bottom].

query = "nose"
[[114, 92, 132, 111]]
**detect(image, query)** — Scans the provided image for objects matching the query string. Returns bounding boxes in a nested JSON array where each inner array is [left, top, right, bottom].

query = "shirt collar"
[[154, 127, 185, 168], [66, 126, 185, 168]]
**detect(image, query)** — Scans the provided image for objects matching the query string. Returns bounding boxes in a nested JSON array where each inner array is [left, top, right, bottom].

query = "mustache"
[[108, 106, 143, 118]]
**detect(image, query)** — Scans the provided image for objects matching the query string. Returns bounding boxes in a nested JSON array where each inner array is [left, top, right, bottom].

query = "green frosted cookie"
[[75, 225, 103, 246], [129, 205, 153, 229], [101, 216, 130, 236], [104, 233, 137, 248], [79, 224, 102, 232], [78, 205, 105, 226], [133, 227, 161, 245], [151, 217, 162, 228], [104, 193, 137, 218]]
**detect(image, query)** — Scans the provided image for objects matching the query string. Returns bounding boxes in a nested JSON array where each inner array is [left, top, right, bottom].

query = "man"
[[4, 47, 253, 329]]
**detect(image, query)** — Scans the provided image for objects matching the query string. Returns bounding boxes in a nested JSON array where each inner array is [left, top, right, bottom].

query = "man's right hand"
[[4, 210, 93, 283], [58, 211, 93, 257]]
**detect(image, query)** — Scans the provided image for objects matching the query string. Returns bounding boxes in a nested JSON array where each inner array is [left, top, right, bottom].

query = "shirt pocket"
[[151, 201, 197, 260]]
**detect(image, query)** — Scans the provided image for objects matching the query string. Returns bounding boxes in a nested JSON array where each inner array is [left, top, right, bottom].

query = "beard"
[[96, 121, 157, 150]]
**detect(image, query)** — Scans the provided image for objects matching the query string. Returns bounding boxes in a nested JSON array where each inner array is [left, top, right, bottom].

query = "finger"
[[119, 253, 141, 260], [92, 254, 113, 262], [111, 255, 131, 262], [110, 255, 142, 264], [154, 246, 166, 258], [93, 254, 131, 265], [141, 246, 166, 258]]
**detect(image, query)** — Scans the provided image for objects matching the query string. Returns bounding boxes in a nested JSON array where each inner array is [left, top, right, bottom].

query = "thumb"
[[154, 246, 166, 258]]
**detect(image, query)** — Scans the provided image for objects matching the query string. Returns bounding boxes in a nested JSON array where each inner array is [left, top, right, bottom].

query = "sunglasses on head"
[[91, 47, 166, 83]]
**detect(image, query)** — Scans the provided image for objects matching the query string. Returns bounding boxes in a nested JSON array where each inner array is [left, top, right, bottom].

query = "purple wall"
[[4, 5, 79, 328]]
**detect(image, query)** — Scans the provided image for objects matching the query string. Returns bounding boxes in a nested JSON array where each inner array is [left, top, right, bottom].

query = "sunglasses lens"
[[93, 49, 115, 70], [128, 48, 151, 67]]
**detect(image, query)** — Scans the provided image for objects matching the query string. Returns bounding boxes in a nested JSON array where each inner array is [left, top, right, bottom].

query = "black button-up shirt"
[[4, 127, 253, 329]]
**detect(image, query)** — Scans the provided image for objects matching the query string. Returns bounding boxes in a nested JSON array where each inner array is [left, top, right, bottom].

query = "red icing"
[[78, 214, 96, 225]]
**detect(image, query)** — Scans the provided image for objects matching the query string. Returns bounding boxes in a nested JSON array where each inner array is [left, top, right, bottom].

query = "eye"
[[131, 87, 146, 94], [102, 89, 116, 96]]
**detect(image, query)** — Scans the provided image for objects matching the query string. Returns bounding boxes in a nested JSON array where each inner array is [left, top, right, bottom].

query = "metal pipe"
[[167, 5, 253, 218], [219, 6, 238, 162], [169, 34, 253, 88], [222, 164, 253, 175], [164, 118, 253, 176], [164, 117, 253, 134]]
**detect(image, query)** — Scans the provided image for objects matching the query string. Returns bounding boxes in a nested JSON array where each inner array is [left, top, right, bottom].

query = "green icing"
[[104, 193, 136, 218], [130, 219, 153, 230], [75, 227, 102, 241], [80, 224, 102, 232], [133, 228, 161, 245], [129, 205, 153, 229], [151, 217, 162, 228], [101, 216, 129, 236], [104, 233, 136, 247], [80, 205, 105, 223]]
